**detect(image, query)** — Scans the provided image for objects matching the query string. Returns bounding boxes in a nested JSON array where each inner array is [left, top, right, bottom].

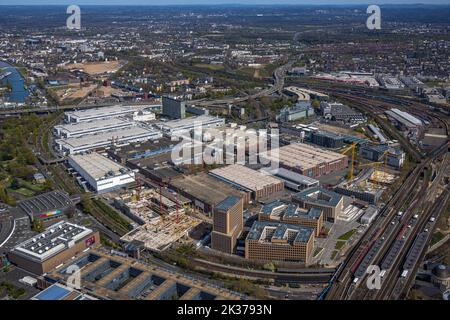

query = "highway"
[[191, 61, 293, 107]]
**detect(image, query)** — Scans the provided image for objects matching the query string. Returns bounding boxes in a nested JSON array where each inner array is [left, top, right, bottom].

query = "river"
[[0, 61, 29, 103]]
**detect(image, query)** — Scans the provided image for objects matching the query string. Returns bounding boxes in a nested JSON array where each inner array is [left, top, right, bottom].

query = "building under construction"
[[114, 188, 202, 252]]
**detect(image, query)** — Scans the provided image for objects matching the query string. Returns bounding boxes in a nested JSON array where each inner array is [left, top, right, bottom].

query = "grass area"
[[430, 231, 446, 246], [80, 218, 92, 226], [193, 63, 224, 71], [99, 232, 121, 249], [338, 229, 356, 241], [7, 187, 34, 197], [330, 250, 339, 260], [93, 199, 131, 231], [335, 241, 346, 250], [0, 282, 26, 300], [313, 247, 323, 257], [175, 244, 196, 256]]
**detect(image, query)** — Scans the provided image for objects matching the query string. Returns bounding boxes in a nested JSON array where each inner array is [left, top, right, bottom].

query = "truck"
[[401, 270, 409, 278]]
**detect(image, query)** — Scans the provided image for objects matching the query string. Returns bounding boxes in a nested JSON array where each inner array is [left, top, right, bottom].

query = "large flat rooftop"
[[247, 221, 313, 244], [18, 190, 73, 217], [209, 164, 282, 192], [293, 187, 343, 207], [65, 105, 145, 121], [56, 125, 161, 149], [49, 249, 243, 300], [69, 152, 133, 180], [170, 172, 245, 206], [157, 115, 224, 131], [262, 167, 319, 186], [55, 117, 134, 135], [11, 221, 93, 262], [263, 143, 347, 171], [260, 201, 322, 221]]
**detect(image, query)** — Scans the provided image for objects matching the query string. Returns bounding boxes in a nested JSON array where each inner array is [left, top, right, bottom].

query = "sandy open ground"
[[64, 60, 124, 75], [54, 83, 98, 101]]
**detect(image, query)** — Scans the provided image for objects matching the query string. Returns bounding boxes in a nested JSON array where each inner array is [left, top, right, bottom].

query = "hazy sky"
[[1, 0, 450, 5]]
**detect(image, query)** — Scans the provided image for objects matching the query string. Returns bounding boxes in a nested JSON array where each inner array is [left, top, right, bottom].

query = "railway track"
[[321, 88, 449, 300]]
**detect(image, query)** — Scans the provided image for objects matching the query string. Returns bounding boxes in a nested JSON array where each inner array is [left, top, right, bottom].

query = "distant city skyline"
[[1, 0, 450, 5]]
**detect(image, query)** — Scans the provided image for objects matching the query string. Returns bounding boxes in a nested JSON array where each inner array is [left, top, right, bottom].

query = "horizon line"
[[0, 2, 449, 6]]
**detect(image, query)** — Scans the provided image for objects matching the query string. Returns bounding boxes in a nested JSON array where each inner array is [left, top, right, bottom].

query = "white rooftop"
[[56, 126, 161, 149], [55, 117, 134, 134], [65, 105, 146, 120], [157, 115, 224, 131], [69, 152, 132, 180]]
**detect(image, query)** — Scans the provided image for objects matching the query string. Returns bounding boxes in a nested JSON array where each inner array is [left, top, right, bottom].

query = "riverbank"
[[0, 61, 29, 103]]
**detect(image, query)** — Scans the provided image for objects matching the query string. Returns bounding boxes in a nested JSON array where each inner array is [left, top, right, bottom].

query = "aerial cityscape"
[[0, 1, 449, 307]]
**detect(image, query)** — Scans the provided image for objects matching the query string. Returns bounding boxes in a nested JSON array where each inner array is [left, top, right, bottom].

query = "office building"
[[293, 187, 344, 222], [162, 96, 186, 119], [334, 185, 383, 205], [258, 201, 323, 237], [261, 168, 319, 192], [310, 130, 345, 149], [277, 102, 314, 122], [68, 153, 135, 193], [7, 221, 100, 275], [320, 101, 366, 123], [211, 196, 244, 254], [245, 221, 314, 263], [360, 143, 405, 169]]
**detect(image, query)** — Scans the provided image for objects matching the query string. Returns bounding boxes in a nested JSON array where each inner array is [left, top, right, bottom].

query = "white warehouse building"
[[54, 117, 135, 139], [64, 105, 148, 123], [55, 126, 162, 155], [156, 115, 225, 138], [68, 153, 135, 193]]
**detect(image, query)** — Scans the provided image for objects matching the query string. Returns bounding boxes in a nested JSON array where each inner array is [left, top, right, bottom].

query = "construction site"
[[113, 188, 202, 252], [333, 141, 400, 207]]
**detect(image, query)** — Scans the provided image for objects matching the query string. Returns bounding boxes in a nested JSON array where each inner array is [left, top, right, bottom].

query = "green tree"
[[263, 262, 276, 272], [32, 219, 44, 233], [10, 178, 21, 190]]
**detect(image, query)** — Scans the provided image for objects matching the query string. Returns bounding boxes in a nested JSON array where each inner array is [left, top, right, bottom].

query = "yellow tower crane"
[[340, 142, 357, 181]]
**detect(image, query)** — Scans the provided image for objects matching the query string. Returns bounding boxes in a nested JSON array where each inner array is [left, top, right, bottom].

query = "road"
[[192, 61, 293, 107]]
